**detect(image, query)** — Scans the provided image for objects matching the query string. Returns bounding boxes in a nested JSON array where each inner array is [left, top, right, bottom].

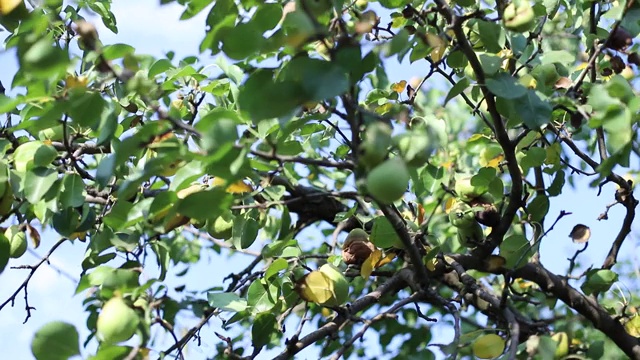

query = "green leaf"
[[102, 43, 135, 60], [499, 234, 532, 269], [252, 3, 282, 32], [97, 267, 140, 290], [281, 57, 350, 102], [88, 345, 132, 360], [96, 155, 116, 188], [527, 195, 549, 222], [31, 321, 80, 360], [265, 258, 289, 279], [24, 167, 58, 204], [476, 20, 506, 53], [247, 280, 277, 313], [240, 218, 260, 249], [222, 22, 265, 60], [12, 141, 57, 173], [540, 50, 575, 65], [20, 36, 69, 78], [370, 216, 402, 249], [149, 59, 174, 78], [60, 173, 85, 208], [520, 147, 547, 171], [180, 0, 214, 20], [66, 90, 107, 128], [207, 292, 248, 312], [252, 312, 277, 349], [378, 0, 406, 8], [444, 77, 470, 105], [195, 108, 240, 153], [238, 69, 302, 121], [581, 269, 618, 295], [176, 188, 234, 221], [512, 90, 552, 128], [486, 73, 527, 99]]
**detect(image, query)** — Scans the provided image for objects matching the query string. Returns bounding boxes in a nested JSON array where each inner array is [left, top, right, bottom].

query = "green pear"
[[359, 122, 392, 169], [503, 1, 535, 33], [5, 225, 27, 258], [366, 158, 409, 204], [457, 221, 484, 247], [448, 202, 476, 228], [96, 297, 140, 344]]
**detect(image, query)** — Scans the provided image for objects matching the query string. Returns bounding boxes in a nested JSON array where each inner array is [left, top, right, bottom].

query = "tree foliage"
[[1, 0, 640, 359]]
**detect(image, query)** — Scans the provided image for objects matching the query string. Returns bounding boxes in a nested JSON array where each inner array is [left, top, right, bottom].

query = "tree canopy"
[[1, 0, 640, 359]]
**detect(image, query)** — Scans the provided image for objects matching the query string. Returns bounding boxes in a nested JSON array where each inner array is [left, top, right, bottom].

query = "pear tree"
[[1, 0, 640, 359]]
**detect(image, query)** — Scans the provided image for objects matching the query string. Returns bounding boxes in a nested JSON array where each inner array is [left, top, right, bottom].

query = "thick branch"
[[513, 263, 640, 358]]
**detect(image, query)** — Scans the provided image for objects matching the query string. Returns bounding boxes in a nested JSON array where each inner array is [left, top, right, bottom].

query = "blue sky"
[[0, 1, 639, 360]]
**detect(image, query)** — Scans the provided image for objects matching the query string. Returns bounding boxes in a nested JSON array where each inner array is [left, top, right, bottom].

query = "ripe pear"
[[318, 264, 349, 307], [5, 225, 27, 258], [551, 332, 569, 359], [366, 158, 409, 204], [96, 297, 140, 344]]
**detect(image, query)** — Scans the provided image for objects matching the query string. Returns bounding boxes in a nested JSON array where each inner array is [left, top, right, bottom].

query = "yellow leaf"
[[425, 257, 438, 271], [68, 231, 87, 241], [417, 204, 425, 224], [425, 34, 447, 63], [321, 307, 333, 317], [375, 252, 396, 267], [210, 177, 253, 194], [575, 62, 588, 71], [66, 74, 88, 89], [391, 80, 407, 93], [0, 0, 21, 15], [486, 154, 504, 168], [444, 198, 457, 214], [514, 278, 536, 290], [361, 248, 382, 278], [177, 184, 206, 199], [226, 181, 252, 194], [163, 215, 190, 233], [472, 334, 506, 359], [26, 223, 40, 249], [138, 348, 150, 360], [375, 102, 393, 115], [624, 314, 640, 337], [297, 271, 335, 304], [484, 255, 506, 272]]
